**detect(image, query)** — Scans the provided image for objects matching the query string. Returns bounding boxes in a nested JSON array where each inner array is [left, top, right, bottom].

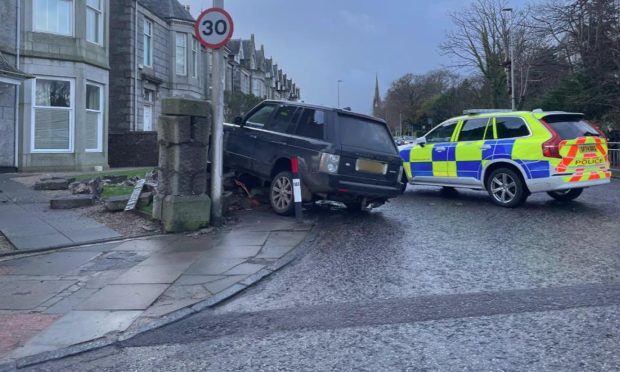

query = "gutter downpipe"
[[134, 0, 138, 131], [14, 0, 21, 169]]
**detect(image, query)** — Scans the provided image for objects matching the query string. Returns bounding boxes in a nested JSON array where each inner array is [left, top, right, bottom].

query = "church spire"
[[373, 73, 381, 109]]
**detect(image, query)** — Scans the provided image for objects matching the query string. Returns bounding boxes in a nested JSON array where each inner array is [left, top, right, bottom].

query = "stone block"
[[158, 115, 192, 144], [50, 196, 94, 209], [34, 178, 71, 190], [161, 194, 211, 233], [161, 97, 211, 118], [152, 193, 164, 220], [192, 116, 212, 143], [104, 192, 153, 212], [158, 169, 207, 196]]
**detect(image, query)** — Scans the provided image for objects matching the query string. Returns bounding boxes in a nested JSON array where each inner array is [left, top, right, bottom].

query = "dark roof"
[[0, 51, 33, 81], [139, 0, 193, 22], [226, 39, 241, 55], [242, 39, 254, 60]]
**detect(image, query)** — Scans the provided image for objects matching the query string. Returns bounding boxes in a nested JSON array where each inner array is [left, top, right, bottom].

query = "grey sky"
[[187, 0, 476, 115]]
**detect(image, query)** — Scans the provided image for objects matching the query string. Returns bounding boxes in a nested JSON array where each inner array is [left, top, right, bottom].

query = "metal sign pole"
[[210, 0, 225, 226]]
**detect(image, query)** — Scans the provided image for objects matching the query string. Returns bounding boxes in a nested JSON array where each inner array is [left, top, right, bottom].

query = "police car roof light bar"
[[463, 109, 514, 115]]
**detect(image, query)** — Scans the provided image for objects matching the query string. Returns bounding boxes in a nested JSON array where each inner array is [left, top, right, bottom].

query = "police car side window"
[[495, 117, 530, 139], [458, 118, 490, 141], [426, 122, 457, 143], [246, 104, 277, 129]]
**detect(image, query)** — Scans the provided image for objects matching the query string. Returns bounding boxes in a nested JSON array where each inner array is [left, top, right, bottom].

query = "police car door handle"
[[435, 146, 446, 152], [480, 145, 492, 150]]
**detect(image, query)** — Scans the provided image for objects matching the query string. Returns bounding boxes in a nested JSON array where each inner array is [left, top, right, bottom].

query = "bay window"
[[175, 32, 187, 76], [32, 78, 74, 152], [34, 0, 73, 36], [86, 0, 103, 45], [85, 83, 103, 152]]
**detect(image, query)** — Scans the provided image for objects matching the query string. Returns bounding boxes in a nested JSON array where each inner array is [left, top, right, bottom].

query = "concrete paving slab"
[[0, 280, 75, 310], [112, 263, 192, 284], [5, 233, 73, 251], [78, 284, 169, 310], [112, 239, 170, 252], [218, 231, 270, 247], [83, 270, 128, 289], [264, 231, 308, 247], [256, 244, 297, 259], [174, 275, 227, 285], [0, 251, 101, 276], [224, 263, 265, 275], [79, 251, 150, 272], [60, 227, 120, 242], [185, 257, 246, 275], [141, 298, 203, 318], [200, 245, 262, 258], [43, 288, 100, 314], [203, 275, 247, 294], [137, 250, 202, 267], [11, 310, 141, 358]]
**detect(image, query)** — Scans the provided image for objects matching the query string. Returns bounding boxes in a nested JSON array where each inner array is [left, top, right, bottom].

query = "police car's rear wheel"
[[270, 171, 295, 216], [486, 168, 528, 208], [547, 188, 583, 201]]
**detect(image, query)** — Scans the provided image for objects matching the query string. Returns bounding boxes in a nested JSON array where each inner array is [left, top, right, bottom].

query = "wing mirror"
[[415, 137, 427, 147], [233, 116, 244, 126]]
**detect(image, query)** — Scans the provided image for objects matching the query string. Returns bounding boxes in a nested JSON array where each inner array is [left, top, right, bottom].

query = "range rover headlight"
[[319, 153, 340, 174]]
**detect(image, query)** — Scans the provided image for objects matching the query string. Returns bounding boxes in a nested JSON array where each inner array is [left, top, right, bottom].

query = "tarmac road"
[[26, 181, 620, 371]]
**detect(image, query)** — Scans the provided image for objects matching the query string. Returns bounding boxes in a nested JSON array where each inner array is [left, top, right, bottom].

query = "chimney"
[[184, 4, 190, 12]]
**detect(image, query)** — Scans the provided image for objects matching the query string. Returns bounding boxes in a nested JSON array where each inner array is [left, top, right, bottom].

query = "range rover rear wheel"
[[270, 171, 295, 215]]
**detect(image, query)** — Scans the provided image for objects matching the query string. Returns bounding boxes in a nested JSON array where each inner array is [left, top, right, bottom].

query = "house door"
[[0, 84, 16, 169], [143, 89, 154, 131]]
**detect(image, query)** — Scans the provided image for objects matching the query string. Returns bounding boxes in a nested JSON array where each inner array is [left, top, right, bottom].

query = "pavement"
[[23, 180, 620, 371], [0, 175, 120, 252], [0, 207, 314, 368]]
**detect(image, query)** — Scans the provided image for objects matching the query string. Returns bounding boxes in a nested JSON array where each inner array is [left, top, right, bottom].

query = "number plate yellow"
[[579, 144, 597, 153], [356, 159, 387, 174]]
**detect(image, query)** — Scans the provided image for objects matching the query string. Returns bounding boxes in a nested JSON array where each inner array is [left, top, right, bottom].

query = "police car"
[[399, 109, 612, 207]]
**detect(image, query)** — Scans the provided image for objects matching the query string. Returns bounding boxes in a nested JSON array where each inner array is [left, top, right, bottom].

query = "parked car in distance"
[[224, 100, 404, 215], [399, 109, 612, 207]]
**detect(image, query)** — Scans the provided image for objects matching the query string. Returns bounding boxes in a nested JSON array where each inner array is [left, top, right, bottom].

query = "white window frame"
[[192, 37, 199, 79], [31, 77, 75, 153], [33, 0, 75, 36], [175, 32, 187, 76], [86, 0, 103, 45], [143, 19, 153, 67], [85, 82, 104, 152]]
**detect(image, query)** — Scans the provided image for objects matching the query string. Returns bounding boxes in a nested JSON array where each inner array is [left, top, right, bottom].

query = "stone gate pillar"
[[152, 98, 212, 232]]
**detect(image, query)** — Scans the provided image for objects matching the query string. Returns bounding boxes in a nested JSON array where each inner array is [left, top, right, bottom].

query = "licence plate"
[[579, 144, 597, 153], [356, 159, 387, 175]]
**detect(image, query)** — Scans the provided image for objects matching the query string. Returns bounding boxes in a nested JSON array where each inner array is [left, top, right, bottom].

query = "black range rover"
[[224, 100, 403, 215]]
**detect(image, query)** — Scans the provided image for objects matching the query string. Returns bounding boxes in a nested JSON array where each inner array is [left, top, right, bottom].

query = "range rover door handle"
[[273, 141, 287, 146], [248, 134, 258, 139]]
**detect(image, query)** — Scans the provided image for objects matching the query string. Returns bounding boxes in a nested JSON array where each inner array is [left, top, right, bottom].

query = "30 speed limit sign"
[[194, 8, 234, 49]]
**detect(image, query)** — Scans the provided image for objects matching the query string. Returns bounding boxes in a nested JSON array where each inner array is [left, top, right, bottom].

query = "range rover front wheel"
[[270, 171, 295, 215]]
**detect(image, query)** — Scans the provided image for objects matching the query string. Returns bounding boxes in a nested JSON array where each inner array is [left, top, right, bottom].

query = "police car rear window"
[[338, 115, 397, 154], [544, 115, 600, 140]]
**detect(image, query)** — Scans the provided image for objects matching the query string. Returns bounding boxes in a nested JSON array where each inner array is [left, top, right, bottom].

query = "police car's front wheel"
[[486, 168, 528, 208], [547, 188, 583, 201]]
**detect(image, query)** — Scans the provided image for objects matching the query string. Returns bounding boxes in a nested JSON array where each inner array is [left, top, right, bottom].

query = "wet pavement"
[[16, 181, 620, 371]]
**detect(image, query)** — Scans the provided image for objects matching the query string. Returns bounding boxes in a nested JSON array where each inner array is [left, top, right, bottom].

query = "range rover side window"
[[267, 106, 300, 133], [245, 104, 276, 129], [426, 121, 457, 143], [295, 109, 326, 140]]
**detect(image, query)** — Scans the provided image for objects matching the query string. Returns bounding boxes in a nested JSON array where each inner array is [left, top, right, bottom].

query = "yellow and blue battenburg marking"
[[401, 138, 551, 181]]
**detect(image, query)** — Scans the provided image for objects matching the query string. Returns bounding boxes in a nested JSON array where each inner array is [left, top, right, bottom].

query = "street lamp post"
[[503, 8, 516, 111], [337, 79, 343, 108]]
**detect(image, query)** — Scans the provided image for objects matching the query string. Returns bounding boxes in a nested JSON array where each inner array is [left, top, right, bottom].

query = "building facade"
[[108, 0, 204, 167], [0, 0, 110, 171]]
